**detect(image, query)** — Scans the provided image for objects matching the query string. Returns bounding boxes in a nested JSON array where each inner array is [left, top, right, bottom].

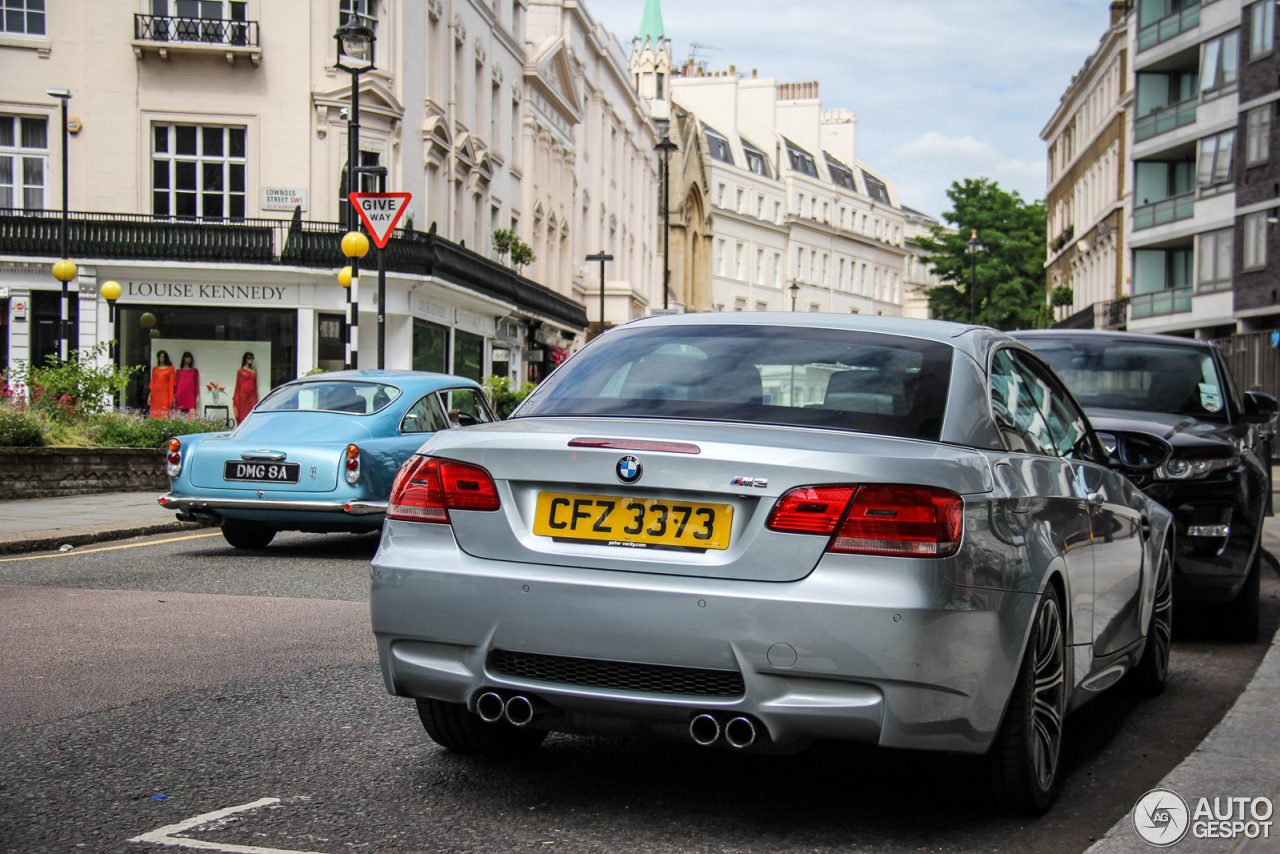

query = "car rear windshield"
[[516, 324, 954, 441], [256, 381, 402, 415], [1024, 338, 1228, 419]]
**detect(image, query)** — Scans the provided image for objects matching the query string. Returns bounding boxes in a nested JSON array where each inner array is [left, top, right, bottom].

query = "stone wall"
[[0, 448, 167, 499]]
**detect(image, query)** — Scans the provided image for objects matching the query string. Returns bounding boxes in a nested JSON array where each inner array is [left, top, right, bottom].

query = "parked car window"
[[256, 381, 402, 415], [1009, 351, 1100, 463], [1032, 340, 1228, 419], [441, 388, 497, 425], [516, 325, 954, 441], [401, 393, 452, 434], [990, 350, 1056, 455]]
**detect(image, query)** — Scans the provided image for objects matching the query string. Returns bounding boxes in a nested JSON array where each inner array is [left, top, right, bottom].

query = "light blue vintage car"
[[159, 370, 496, 549]]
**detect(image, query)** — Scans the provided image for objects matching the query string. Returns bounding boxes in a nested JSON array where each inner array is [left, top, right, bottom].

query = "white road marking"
[[128, 797, 329, 854]]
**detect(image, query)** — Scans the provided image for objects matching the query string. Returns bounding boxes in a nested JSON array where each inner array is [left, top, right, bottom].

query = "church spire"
[[638, 0, 664, 48]]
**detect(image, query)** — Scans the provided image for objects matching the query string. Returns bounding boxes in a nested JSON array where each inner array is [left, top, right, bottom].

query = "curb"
[[0, 519, 213, 556]]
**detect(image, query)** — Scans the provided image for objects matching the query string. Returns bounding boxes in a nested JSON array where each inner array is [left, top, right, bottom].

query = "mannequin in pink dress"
[[174, 351, 200, 417], [233, 351, 258, 424]]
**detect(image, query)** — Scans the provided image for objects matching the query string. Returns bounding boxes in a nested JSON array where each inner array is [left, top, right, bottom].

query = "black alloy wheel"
[[220, 520, 277, 550], [987, 586, 1067, 815], [1131, 547, 1173, 694], [415, 697, 548, 755]]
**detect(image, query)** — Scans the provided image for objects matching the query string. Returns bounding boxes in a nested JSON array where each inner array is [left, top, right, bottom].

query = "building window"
[[1243, 212, 1268, 270], [742, 139, 770, 178], [1246, 106, 1270, 166], [0, 115, 47, 211], [862, 170, 891, 204], [339, 0, 378, 32], [1197, 130, 1235, 189], [152, 123, 247, 220], [755, 248, 764, 283], [1201, 31, 1240, 98], [716, 183, 725, 207], [705, 126, 733, 165], [735, 188, 744, 214], [773, 252, 781, 286], [1251, 1, 1274, 58], [756, 194, 764, 219], [715, 238, 725, 276], [773, 201, 782, 224], [825, 154, 856, 191], [734, 242, 743, 279], [1, 0, 45, 35], [785, 140, 818, 177], [733, 297, 745, 312], [1197, 228, 1233, 292]]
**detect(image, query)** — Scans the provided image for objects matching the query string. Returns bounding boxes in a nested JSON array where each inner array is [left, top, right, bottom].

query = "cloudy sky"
[[578, 0, 1117, 221]]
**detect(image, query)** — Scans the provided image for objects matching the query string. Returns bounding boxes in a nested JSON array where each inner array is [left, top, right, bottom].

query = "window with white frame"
[[152, 123, 247, 220], [1197, 228, 1233, 292], [734, 242, 743, 279], [773, 201, 782, 224], [705, 126, 733, 165], [795, 248, 804, 280], [785, 140, 818, 177], [772, 252, 781, 285], [1246, 105, 1270, 166], [340, 0, 378, 33], [735, 188, 744, 214], [742, 139, 770, 178], [1251, 1, 1274, 58], [0, 115, 46, 211], [1, 0, 45, 35], [715, 238, 725, 275], [1198, 130, 1235, 190], [716, 183, 725, 207], [1201, 31, 1240, 97], [756, 194, 764, 219], [755, 248, 763, 283], [1243, 212, 1268, 270]]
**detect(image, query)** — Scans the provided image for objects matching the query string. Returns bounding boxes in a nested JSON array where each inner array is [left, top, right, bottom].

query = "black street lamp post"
[[789, 280, 800, 311], [967, 230, 984, 324], [335, 17, 375, 369], [586, 251, 613, 339], [47, 88, 73, 360], [654, 136, 678, 310]]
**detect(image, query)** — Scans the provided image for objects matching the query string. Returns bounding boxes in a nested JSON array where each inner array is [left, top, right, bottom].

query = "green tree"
[[918, 178, 1049, 330], [493, 228, 536, 273]]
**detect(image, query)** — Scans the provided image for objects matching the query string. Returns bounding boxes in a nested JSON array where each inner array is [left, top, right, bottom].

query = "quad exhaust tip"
[[504, 695, 535, 727], [690, 713, 760, 749], [724, 716, 757, 749], [476, 692, 506, 723], [476, 692, 540, 727], [689, 714, 721, 746]]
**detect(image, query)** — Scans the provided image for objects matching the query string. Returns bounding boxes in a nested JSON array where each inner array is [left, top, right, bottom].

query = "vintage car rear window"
[[517, 325, 954, 441], [256, 381, 402, 415]]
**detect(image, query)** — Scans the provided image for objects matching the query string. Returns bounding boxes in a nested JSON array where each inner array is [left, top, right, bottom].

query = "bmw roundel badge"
[[616, 455, 642, 484]]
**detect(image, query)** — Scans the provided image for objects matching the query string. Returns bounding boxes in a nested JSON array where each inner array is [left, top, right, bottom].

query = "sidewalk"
[[0, 490, 203, 555], [0, 491, 1277, 850]]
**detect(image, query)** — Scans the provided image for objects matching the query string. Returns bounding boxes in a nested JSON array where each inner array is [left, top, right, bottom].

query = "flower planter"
[[0, 447, 167, 500]]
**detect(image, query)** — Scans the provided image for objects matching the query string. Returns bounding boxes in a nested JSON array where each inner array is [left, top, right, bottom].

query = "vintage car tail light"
[[387, 455, 500, 523], [767, 484, 963, 557], [165, 437, 182, 478], [345, 444, 361, 484]]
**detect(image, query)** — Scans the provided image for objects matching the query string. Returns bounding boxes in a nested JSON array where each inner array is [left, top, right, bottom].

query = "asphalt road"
[[0, 530, 1276, 854]]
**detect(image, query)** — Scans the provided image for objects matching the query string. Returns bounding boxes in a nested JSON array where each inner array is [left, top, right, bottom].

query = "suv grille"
[[489, 649, 745, 698]]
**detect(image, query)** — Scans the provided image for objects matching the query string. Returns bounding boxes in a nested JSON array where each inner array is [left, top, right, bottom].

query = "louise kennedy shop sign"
[[120, 281, 298, 305]]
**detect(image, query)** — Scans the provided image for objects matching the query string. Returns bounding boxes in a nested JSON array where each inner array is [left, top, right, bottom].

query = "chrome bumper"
[[158, 493, 387, 516]]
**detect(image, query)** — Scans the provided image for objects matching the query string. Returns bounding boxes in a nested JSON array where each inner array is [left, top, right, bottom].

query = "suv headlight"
[[1154, 456, 1236, 480]]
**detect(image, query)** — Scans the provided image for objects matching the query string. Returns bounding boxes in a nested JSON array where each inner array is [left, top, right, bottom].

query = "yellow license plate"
[[533, 492, 733, 550]]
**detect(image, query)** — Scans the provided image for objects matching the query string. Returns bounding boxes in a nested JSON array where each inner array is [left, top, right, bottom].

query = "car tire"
[[1223, 554, 1261, 643], [985, 585, 1066, 815], [1131, 548, 1173, 695], [415, 697, 548, 755], [221, 521, 276, 550]]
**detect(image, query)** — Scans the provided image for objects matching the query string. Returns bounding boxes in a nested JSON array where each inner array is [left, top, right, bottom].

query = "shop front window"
[[412, 318, 447, 373], [452, 329, 484, 382], [117, 305, 296, 413]]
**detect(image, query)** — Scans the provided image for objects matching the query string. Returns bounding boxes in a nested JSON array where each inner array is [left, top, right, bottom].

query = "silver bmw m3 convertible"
[[370, 314, 1175, 813]]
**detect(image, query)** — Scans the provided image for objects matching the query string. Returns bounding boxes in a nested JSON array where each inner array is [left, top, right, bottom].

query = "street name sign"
[[349, 192, 412, 248]]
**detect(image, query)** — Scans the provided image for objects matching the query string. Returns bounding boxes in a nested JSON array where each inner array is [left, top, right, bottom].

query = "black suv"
[[1013, 330, 1276, 641]]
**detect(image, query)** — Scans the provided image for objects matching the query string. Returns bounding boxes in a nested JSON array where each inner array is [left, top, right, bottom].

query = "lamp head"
[[100, 280, 122, 302], [335, 21, 376, 73], [341, 231, 370, 259], [46, 88, 71, 101]]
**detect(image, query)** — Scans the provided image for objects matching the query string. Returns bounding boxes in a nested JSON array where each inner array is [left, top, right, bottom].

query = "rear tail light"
[[768, 484, 963, 557], [166, 438, 182, 477], [387, 456, 500, 523], [345, 443, 360, 484]]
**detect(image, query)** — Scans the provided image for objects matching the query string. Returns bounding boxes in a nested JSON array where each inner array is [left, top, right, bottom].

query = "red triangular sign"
[[349, 192, 412, 248]]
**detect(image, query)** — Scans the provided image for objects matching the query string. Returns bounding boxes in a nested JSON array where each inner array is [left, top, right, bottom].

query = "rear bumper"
[[159, 492, 386, 517], [370, 520, 1039, 755]]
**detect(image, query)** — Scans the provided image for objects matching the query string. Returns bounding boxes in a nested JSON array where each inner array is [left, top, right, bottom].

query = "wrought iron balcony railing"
[[134, 13, 259, 47], [0, 209, 588, 329]]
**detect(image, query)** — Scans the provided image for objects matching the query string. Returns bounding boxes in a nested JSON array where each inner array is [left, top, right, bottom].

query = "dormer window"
[[742, 139, 770, 178], [785, 140, 817, 177], [825, 154, 856, 191], [705, 126, 734, 165], [862, 170, 891, 204]]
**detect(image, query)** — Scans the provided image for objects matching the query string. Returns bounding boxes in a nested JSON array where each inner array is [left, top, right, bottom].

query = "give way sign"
[[349, 192, 411, 248]]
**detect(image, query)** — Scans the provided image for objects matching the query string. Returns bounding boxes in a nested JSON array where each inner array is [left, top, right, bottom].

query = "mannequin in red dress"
[[149, 350, 175, 419], [233, 351, 258, 424], [174, 351, 200, 417]]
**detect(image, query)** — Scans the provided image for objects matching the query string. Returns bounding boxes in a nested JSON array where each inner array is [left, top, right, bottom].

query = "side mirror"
[[1242, 390, 1279, 424], [1100, 430, 1172, 472]]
